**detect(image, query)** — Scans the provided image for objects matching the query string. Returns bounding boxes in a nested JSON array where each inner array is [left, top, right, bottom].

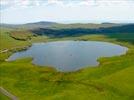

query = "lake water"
[[8, 41, 128, 72]]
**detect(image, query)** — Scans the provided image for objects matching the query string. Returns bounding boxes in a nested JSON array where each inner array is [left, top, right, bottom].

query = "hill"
[[0, 21, 122, 29], [0, 21, 57, 29], [1, 22, 134, 44]]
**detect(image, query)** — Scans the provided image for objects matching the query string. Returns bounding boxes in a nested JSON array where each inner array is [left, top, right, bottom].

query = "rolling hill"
[[1, 22, 134, 44]]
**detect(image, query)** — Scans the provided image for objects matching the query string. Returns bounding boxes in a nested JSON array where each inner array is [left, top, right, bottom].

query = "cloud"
[[0, 0, 44, 10], [1, 0, 134, 24], [1, 0, 134, 10]]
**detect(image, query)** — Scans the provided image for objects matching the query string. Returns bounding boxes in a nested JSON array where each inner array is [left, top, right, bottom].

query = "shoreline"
[[3, 39, 130, 73]]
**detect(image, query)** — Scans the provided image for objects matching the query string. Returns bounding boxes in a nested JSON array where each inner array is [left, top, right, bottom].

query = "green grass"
[[0, 28, 48, 61], [0, 93, 10, 100], [10, 30, 33, 41], [0, 28, 30, 50], [0, 28, 134, 100]]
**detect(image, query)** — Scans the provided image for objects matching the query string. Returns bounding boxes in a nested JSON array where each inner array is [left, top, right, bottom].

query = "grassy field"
[[0, 91, 10, 100], [0, 28, 49, 61], [10, 30, 33, 41], [0, 29, 134, 100]]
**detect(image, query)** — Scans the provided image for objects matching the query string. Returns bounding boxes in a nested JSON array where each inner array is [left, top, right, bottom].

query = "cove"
[[8, 41, 128, 72]]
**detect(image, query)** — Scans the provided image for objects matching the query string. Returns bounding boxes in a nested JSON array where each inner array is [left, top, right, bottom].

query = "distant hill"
[[0, 21, 123, 29], [0, 21, 57, 29], [1, 21, 134, 35], [31, 24, 134, 37], [0, 22, 134, 43], [1, 21, 134, 36], [21, 21, 57, 29], [50, 23, 122, 29]]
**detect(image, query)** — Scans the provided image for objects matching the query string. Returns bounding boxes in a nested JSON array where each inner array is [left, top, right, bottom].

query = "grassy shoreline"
[[0, 33, 134, 100], [0, 34, 129, 63]]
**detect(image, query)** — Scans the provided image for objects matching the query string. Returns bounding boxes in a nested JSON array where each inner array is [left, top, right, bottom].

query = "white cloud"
[[1, 0, 134, 23], [1, 0, 134, 10], [0, 0, 43, 10], [0, 0, 9, 5]]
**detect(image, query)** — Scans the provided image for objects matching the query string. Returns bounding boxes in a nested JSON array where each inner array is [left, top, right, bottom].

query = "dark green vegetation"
[[0, 22, 134, 100]]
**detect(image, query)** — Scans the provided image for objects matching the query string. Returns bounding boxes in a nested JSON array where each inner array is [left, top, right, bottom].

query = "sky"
[[0, 0, 134, 24]]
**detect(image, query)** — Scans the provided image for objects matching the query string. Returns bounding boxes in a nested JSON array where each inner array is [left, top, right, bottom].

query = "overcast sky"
[[0, 0, 134, 24]]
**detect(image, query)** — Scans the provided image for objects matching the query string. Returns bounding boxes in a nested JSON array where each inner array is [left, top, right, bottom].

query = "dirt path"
[[0, 87, 18, 100], [0, 49, 9, 53], [0, 46, 30, 54]]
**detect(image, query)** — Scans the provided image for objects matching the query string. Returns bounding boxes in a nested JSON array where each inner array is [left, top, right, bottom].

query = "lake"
[[8, 41, 128, 72]]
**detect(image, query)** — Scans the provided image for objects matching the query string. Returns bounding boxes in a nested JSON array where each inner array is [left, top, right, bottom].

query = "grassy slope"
[[0, 28, 49, 50], [0, 29, 134, 100], [0, 28, 48, 61], [10, 30, 33, 41], [0, 28, 30, 50]]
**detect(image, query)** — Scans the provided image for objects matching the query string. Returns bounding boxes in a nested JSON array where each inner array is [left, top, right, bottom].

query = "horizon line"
[[1, 20, 134, 25]]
